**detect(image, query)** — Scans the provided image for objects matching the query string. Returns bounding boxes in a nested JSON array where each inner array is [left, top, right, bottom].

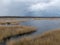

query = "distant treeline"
[[0, 16, 60, 18]]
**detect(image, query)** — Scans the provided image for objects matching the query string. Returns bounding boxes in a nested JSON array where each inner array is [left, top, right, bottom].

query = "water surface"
[[20, 20, 60, 37]]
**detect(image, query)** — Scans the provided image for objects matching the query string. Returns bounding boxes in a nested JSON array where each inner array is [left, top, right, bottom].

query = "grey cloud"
[[0, 0, 60, 17]]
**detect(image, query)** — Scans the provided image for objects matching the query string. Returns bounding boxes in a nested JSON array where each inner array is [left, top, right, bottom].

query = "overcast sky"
[[0, 0, 60, 17]]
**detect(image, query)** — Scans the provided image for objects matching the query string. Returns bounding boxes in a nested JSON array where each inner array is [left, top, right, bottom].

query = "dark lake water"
[[20, 20, 60, 37]]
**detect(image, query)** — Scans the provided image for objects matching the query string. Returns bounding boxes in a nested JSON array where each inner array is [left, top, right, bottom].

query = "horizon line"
[[0, 16, 60, 18]]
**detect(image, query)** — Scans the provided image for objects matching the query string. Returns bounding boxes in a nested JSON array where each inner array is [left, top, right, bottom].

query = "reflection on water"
[[20, 20, 60, 37]]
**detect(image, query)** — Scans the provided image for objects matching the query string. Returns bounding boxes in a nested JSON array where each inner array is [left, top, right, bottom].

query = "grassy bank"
[[6, 29, 60, 45], [0, 18, 28, 25], [0, 25, 36, 42], [32, 18, 60, 20]]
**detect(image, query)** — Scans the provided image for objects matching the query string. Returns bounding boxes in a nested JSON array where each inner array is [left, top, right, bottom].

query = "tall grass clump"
[[0, 25, 36, 42]]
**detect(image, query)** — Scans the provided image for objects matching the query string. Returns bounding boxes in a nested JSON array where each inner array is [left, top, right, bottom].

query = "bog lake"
[[1, 18, 60, 45]]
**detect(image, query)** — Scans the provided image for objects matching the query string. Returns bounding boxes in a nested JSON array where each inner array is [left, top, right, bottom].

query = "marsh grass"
[[0, 18, 28, 25], [33, 18, 60, 20], [0, 25, 36, 42], [0, 20, 25, 25], [6, 29, 60, 45]]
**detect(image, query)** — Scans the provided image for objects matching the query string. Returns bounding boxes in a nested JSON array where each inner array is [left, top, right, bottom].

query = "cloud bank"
[[0, 0, 60, 17], [28, 0, 60, 17]]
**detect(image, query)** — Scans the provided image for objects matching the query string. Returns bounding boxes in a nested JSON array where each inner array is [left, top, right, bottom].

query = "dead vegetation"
[[0, 18, 28, 25], [0, 25, 36, 42], [32, 18, 60, 20], [6, 29, 60, 45]]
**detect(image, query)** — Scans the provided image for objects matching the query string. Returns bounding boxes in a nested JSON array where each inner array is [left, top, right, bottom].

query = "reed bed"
[[0, 18, 28, 25], [32, 18, 60, 20], [6, 29, 60, 45], [0, 25, 36, 42]]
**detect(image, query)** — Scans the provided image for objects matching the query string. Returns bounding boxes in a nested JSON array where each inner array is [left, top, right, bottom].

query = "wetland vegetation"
[[0, 18, 60, 45], [6, 29, 60, 45], [0, 25, 36, 42], [0, 18, 28, 25], [0, 18, 36, 42]]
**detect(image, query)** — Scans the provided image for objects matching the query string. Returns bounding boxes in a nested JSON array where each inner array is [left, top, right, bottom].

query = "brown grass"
[[0, 18, 28, 25], [32, 18, 60, 20], [0, 25, 36, 42], [6, 29, 60, 45]]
